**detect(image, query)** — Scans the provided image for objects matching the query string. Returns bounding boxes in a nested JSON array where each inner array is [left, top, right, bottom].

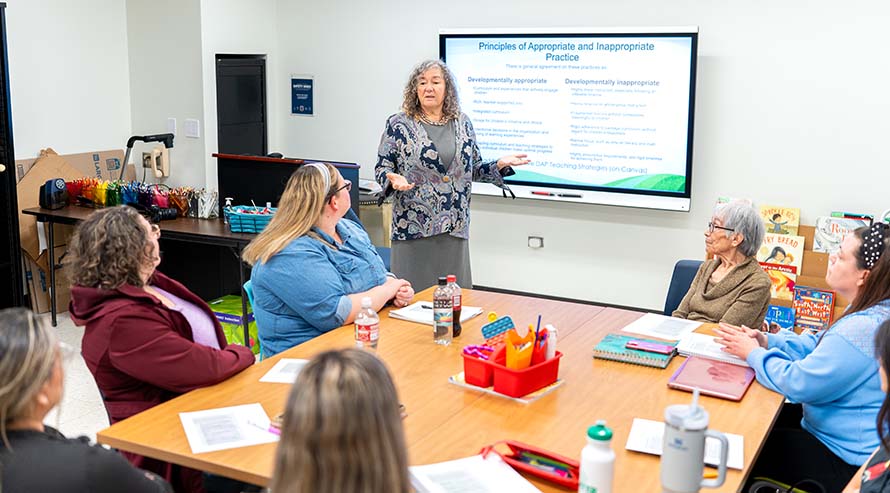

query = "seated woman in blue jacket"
[[716, 223, 890, 492], [243, 163, 414, 357]]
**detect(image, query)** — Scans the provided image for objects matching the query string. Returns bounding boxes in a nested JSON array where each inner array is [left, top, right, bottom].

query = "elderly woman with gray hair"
[[672, 200, 772, 329]]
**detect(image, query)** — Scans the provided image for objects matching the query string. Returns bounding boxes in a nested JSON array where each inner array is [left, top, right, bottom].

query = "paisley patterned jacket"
[[375, 112, 505, 241]]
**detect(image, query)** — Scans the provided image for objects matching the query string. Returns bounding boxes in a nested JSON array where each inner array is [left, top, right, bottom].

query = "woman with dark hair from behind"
[[270, 349, 411, 493], [0, 307, 171, 493], [66, 206, 255, 492], [844, 319, 890, 492]]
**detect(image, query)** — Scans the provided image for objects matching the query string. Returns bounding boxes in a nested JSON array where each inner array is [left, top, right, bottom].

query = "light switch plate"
[[184, 119, 200, 138], [167, 117, 176, 134]]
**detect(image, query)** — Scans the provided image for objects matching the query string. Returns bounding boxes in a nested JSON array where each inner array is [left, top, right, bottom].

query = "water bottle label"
[[434, 311, 453, 324], [356, 323, 378, 343], [452, 294, 462, 310], [579, 485, 598, 493]]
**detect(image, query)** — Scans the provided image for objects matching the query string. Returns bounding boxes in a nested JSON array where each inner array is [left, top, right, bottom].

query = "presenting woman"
[[67, 206, 256, 493], [270, 349, 410, 493], [243, 163, 414, 357], [0, 308, 172, 493], [672, 200, 772, 329], [716, 223, 890, 491], [375, 59, 530, 290]]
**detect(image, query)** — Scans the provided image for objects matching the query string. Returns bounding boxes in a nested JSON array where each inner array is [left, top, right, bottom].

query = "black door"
[[0, 3, 25, 309], [216, 55, 267, 156]]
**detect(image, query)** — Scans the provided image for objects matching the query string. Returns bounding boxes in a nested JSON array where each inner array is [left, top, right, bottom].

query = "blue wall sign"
[[291, 77, 314, 115]]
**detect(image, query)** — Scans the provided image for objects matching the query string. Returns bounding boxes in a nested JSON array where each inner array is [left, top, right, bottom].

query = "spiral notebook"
[[592, 334, 677, 369], [675, 333, 750, 367]]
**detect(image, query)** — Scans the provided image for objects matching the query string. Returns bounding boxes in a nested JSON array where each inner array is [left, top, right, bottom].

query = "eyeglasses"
[[334, 180, 352, 194], [707, 221, 735, 234], [149, 223, 161, 238]]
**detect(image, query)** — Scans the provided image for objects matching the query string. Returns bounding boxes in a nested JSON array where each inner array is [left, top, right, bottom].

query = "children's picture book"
[[814, 216, 872, 254], [763, 305, 795, 333], [756, 233, 805, 301], [592, 333, 678, 369], [759, 205, 800, 236], [667, 356, 756, 401], [792, 286, 835, 333]]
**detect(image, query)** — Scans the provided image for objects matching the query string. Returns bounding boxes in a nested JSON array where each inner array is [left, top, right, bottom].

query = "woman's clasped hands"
[[713, 321, 768, 360]]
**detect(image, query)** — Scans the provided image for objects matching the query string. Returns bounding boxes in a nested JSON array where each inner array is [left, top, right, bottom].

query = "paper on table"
[[411, 454, 542, 493], [389, 301, 483, 326], [676, 333, 750, 367], [625, 418, 744, 470], [620, 313, 702, 341], [259, 358, 310, 384], [179, 403, 279, 454]]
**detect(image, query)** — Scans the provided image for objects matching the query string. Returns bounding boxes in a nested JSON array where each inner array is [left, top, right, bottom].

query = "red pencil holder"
[[462, 352, 495, 387], [491, 352, 562, 398]]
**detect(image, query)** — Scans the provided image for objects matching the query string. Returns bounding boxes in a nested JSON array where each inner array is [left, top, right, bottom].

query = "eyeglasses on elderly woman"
[[707, 221, 735, 234]]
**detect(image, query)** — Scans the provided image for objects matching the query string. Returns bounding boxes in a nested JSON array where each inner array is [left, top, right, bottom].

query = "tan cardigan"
[[672, 257, 772, 329]]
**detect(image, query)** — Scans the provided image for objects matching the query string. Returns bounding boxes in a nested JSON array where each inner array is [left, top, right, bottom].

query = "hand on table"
[[393, 283, 414, 308], [713, 322, 766, 360], [496, 153, 530, 169], [386, 173, 415, 191]]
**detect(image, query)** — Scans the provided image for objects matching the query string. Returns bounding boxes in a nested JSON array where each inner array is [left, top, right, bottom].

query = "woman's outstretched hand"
[[496, 154, 530, 169], [386, 173, 415, 191]]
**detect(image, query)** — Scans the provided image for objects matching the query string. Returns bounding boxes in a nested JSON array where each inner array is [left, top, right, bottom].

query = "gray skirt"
[[391, 233, 472, 292]]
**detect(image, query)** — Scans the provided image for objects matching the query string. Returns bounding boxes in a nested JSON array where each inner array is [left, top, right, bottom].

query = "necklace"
[[419, 113, 448, 126]]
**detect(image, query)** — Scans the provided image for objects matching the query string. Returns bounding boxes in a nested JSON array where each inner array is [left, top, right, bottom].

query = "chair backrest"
[[243, 279, 255, 307], [344, 208, 391, 271], [663, 259, 704, 315]]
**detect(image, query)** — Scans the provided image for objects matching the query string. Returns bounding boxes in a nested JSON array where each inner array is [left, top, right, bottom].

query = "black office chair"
[[663, 259, 704, 315], [344, 208, 391, 271]]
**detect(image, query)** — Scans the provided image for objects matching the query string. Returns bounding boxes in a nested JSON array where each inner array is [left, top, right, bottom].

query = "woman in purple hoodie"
[[67, 206, 255, 493]]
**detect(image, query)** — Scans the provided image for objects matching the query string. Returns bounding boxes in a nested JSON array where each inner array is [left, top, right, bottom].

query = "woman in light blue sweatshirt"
[[716, 223, 890, 492]]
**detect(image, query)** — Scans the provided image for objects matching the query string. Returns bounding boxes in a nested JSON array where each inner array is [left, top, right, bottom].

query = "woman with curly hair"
[[66, 206, 255, 493], [375, 59, 530, 290]]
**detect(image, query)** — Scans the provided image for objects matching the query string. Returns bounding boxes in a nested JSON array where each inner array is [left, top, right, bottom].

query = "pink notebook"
[[668, 356, 756, 401]]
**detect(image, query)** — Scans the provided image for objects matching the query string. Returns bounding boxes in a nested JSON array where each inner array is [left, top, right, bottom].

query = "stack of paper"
[[676, 333, 749, 367], [620, 313, 702, 341], [179, 403, 279, 454], [625, 418, 744, 470], [389, 301, 483, 326]]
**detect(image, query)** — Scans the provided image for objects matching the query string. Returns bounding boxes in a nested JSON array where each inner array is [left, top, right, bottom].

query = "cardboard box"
[[207, 294, 260, 355], [16, 148, 136, 183], [23, 254, 70, 315]]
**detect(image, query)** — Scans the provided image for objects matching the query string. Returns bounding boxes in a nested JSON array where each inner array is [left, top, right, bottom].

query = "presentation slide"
[[441, 29, 697, 211]]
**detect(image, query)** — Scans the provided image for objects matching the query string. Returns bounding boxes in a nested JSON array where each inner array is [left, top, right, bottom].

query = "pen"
[[531, 191, 553, 196], [558, 193, 582, 198], [420, 304, 433, 309], [247, 419, 280, 436]]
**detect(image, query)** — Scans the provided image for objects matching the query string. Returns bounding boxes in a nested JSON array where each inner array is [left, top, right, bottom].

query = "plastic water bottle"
[[447, 274, 462, 338], [354, 297, 379, 351], [578, 420, 615, 493], [433, 277, 453, 345]]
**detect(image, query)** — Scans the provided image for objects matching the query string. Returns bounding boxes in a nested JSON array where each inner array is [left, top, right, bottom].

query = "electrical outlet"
[[142, 152, 153, 169]]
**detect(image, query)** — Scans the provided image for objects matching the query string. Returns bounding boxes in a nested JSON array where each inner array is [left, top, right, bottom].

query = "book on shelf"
[[792, 286, 835, 333], [814, 216, 872, 254], [667, 356, 756, 401], [592, 333, 678, 369], [759, 205, 800, 236], [675, 333, 750, 367], [756, 233, 805, 301], [764, 305, 795, 333]]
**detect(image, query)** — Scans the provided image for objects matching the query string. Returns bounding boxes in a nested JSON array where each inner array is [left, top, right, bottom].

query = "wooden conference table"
[[97, 288, 785, 492]]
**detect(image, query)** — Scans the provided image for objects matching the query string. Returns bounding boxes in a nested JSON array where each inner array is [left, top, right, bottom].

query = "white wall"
[[126, 0, 204, 188], [5, 0, 132, 159], [199, 0, 279, 189], [273, 0, 890, 310]]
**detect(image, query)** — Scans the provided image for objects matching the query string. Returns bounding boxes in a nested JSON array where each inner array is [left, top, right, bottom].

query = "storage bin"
[[225, 206, 276, 233], [462, 352, 495, 387], [491, 352, 563, 398]]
